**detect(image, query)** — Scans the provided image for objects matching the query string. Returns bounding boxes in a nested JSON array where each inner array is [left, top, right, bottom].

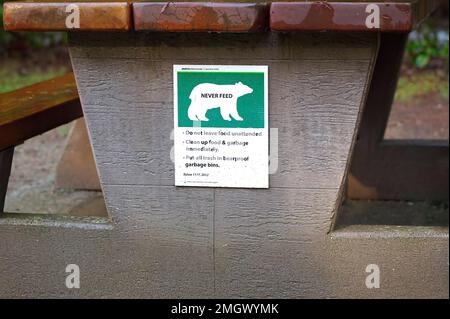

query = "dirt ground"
[[4, 124, 108, 217], [385, 66, 449, 140], [385, 93, 449, 140]]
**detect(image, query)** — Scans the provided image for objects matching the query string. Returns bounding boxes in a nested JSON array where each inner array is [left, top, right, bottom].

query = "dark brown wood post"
[[348, 33, 449, 201], [0, 147, 14, 213]]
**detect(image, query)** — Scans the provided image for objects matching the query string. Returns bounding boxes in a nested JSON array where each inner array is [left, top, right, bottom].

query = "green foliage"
[[406, 23, 449, 69], [56, 124, 71, 138], [0, 66, 67, 93], [395, 71, 449, 103]]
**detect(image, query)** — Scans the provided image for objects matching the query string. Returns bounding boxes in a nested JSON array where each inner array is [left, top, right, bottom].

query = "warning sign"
[[174, 65, 268, 188]]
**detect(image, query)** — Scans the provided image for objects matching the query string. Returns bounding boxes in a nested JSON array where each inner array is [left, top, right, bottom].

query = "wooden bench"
[[0, 72, 83, 212]]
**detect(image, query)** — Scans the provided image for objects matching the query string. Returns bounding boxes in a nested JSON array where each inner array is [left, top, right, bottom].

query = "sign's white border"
[[174, 65, 269, 188]]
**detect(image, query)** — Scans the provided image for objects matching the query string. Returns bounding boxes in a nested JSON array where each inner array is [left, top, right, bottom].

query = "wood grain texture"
[[270, 1, 446, 32], [68, 31, 375, 60], [215, 187, 336, 298], [0, 73, 83, 150], [271, 2, 411, 32], [69, 32, 376, 189], [3, 2, 131, 31], [134, 2, 269, 32], [0, 148, 14, 213]]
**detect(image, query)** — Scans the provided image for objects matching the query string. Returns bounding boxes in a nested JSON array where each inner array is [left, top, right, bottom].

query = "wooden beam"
[[3, 1, 444, 32], [270, 1, 446, 32], [3, 2, 131, 31], [0, 147, 14, 213], [348, 33, 449, 201], [0, 73, 83, 151], [133, 2, 269, 32]]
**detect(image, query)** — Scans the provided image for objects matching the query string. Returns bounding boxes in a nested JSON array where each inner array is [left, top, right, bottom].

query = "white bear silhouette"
[[187, 82, 253, 121]]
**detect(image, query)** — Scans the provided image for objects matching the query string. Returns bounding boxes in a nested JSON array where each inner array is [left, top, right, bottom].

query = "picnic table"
[[0, 0, 448, 298]]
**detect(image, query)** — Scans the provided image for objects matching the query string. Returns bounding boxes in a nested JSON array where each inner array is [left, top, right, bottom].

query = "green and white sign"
[[174, 65, 268, 188]]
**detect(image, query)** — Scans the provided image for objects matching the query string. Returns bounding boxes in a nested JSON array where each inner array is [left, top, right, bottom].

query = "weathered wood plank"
[[3, 2, 131, 31], [214, 188, 338, 294], [68, 32, 376, 60], [270, 1, 446, 32], [0, 73, 82, 150], [134, 2, 269, 32], [3, 1, 443, 32], [349, 142, 449, 200]]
